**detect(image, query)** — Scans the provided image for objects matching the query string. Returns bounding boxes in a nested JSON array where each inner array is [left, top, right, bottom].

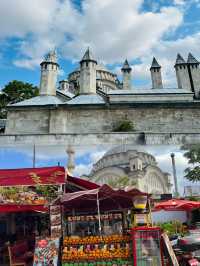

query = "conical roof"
[[121, 59, 132, 71], [80, 48, 97, 63], [187, 53, 199, 64], [150, 57, 161, 69], [175, 53, 186, 65]]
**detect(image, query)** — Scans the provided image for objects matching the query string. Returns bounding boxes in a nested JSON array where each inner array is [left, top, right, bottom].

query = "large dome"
[[104, 144, 140, 156], [91, 145, 157, 174], [67, 63, 120, 92]]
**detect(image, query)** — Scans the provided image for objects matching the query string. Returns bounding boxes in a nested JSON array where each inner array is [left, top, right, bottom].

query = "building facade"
[[5, 49, 200, 136], [86, 145, 172, 195]]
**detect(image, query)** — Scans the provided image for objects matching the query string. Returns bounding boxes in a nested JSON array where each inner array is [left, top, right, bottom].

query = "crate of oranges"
[[62, 236, 131, 263], [63, 235, 130, 246]]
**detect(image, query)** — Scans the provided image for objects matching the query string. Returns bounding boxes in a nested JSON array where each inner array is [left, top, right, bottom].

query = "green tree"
[[182, 144, 200, 182], [107, 176, 136, 188], [0, 80, 39, 118]]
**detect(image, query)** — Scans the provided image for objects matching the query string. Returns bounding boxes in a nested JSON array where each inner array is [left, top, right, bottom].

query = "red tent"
[[0, 167, 100, 213], [154, 199, 200, 211], [0, 166, 65, 186], [66, 175, 100, 191], [60, 184, 148, 212], [0, 204, 47, 213]]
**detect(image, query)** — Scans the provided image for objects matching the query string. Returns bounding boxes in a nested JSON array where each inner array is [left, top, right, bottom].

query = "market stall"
[[0, 166, 66, 265], [59, 184, 151, 266]]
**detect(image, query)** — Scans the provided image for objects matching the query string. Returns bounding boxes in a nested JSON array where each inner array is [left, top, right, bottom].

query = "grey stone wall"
[[4, 104, 200, 147], [0, 133, 200, 146], [6, 109, 50, 134], [49, 106, 200, 134]]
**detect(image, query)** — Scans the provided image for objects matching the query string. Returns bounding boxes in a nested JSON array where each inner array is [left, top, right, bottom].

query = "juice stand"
[[59, 185, 150, 266]]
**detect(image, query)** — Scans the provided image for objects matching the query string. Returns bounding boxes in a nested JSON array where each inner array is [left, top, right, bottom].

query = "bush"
[[113, 120, 134, 132]]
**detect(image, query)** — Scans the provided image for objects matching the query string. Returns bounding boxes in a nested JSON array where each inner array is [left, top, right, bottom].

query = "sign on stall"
[[50, 205, 62, 238], [33, 238, 60, 266]]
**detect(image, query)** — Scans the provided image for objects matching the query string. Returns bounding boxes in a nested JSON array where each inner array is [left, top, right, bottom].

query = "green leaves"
[[113, 120, 134, 132], [0, 80, 39, 118], [182, 145, 200, 182]]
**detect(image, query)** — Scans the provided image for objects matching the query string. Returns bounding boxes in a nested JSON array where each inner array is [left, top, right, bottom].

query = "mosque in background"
[[67, 145, 172, 196]]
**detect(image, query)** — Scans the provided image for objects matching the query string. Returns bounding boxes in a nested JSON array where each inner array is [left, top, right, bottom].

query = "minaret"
[[79, 48, 97, 94], [66, 146, 75, 175], [170, 153, 179, 197], [40, 50, 59, 96], [150, 57, 163, 89], [174, 53, 191, 90], [187, 53, 200, 98], [121, 59, 132, 90]]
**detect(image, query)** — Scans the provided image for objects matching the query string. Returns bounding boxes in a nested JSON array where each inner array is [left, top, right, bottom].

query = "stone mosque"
[[5, 49, 200, 136], [67, 145, 172, 195]]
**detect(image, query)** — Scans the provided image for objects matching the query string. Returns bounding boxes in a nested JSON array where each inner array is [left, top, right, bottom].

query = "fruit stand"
[[59, 185, 150, 266]]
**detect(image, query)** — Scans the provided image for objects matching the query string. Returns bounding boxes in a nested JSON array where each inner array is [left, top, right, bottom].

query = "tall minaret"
[[121, 59, 132, 90], [79, 48, 97, 94], [40, 50, 59, 96], [66, 146, 75, 175], [150, 57, 163, 89], [187, 53, 200, 98], [170, 153, 179, 197], [174, 53, 191, 90]]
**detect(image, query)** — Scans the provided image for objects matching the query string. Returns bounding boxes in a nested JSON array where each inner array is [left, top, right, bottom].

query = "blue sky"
[[1, 0, 200, 89]]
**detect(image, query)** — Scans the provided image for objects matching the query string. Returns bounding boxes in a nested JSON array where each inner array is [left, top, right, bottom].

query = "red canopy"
[[66, 175, 100, 191], [154, 199, 200, 211], [0, 166, 65, 186], [60, 184, 148, 212], [0, 204, 48, 213]]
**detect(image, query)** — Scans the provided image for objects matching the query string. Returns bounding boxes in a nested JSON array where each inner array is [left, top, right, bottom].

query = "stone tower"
[[174, 53, 191, 90], [150, 57, 163, 89], [121, 59, 132, 90], [79, 48, 97, 94], [187, 53, 200, 98], [40, 50, 59, 96], [66, 146, 75, 175]]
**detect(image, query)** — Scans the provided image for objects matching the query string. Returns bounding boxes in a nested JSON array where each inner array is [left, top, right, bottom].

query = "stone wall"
[[6, 109, 50, 134], [5, 105, 200, 135], [49, 106, 200, 134]]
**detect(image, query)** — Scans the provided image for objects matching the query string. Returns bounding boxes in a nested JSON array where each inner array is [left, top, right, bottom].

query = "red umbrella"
[[155, 199, 200, 211]]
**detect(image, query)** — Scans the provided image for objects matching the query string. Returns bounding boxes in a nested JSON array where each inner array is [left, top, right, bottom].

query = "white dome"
[[104, 145, 140, 156]]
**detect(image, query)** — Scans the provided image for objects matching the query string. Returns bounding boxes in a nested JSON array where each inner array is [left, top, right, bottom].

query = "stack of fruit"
[[62, 235, 131, 264], [63, 235, 130, 245]]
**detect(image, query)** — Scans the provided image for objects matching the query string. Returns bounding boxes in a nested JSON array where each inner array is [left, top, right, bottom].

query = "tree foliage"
[[107, 176, 136, 189], [182, 144, 200, 182], [0, 80, 39, 118]]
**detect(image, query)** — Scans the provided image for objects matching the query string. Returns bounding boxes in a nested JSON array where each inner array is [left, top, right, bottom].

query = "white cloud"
[[74, 163, 93, 176], [0, 0, 183, 70], [174, 0, 186, 5]]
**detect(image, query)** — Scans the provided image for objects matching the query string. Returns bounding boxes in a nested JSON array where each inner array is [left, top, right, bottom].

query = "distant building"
[[85, 145, 172, 195], [184, 186, 200, 197]]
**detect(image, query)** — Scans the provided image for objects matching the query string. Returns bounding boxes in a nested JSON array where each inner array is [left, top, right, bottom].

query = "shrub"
[[113, 120, 134, 132]]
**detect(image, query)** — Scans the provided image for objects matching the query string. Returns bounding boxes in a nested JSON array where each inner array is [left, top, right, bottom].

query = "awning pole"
[[97, 192, 102, 235]]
